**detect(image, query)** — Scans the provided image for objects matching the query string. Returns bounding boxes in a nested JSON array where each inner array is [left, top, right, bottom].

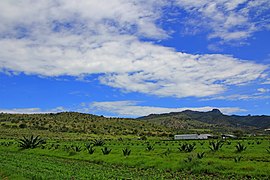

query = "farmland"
[[1, 135, 270, 179], [0, 112, 270, 179]]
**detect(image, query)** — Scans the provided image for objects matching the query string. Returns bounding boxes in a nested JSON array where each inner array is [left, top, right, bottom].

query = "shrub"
[[92, 139, 105, 146], [101, 147, 111, 155], [235, 142, 247, 153], [18, 135, 45, 149], [209, 141, 223, 152], [122, 147, 131, 156], [140, 136, 147, 140], [19, 123, 27, 128]]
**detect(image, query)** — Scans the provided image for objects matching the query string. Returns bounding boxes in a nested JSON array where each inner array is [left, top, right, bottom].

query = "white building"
[[174, 134, 213, 140]]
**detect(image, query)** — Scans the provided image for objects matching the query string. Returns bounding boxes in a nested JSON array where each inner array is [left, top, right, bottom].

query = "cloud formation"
[[175, 0, 270, 41], [0, 107, 66, 114], [90, 101, 246, 117], [0, 0, 268, 98]]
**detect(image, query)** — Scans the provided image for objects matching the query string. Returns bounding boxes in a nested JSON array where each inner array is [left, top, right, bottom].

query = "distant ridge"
[[1, 110, 269, 134], [138, 109, 270, 132]]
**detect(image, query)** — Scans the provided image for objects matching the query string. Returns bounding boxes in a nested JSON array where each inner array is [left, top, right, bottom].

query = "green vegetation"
[[0, 112, 172, 137], [209, 140, 224, 152], [0, 112, 270, 179], [139, 109, 270, 133], [197, 152, 205, 159], [122, 147, 131, 156], [235, 142, 247, 153], [101, 147, 112, 155], [178, 143, 196, 153], [92, 139, 105, 146], [85, 143, 95, 154], [18, 135, 45, 149]]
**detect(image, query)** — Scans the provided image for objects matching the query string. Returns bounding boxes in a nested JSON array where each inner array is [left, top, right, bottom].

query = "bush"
[[19, 124, 27, 128], [18, 135, 45, 149]]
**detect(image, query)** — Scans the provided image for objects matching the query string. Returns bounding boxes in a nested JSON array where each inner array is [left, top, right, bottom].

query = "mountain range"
[[138, 109, 270, 133]]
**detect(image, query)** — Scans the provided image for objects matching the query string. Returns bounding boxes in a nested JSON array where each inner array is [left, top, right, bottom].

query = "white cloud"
[[0, 1, 268, 98], [203, 94, 270, 101], [262, 78, 270, 84], [257, 88, 270, 93], [0, 106, 66, 114], [175, 0, 270, 42], [90, 101, 246, 117], [0, 103, 245, 116]]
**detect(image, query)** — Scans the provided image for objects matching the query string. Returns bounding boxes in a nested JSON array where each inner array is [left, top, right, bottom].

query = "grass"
[[0, 147, 228, 180], [0, 113, 270, 179], [1, 137, 270, 179]]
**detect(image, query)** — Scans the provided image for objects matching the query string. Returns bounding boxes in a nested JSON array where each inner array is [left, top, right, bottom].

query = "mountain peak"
[[210, 109, 222, 114]]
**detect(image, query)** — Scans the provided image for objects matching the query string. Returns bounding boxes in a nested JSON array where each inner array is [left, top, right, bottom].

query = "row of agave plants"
[[16, 135, 130, 156], [16, 136, 270, 156], [9, 135, 268, 161]]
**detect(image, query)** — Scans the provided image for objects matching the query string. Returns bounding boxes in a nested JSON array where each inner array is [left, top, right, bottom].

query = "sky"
[[0, 0, 270, 117]]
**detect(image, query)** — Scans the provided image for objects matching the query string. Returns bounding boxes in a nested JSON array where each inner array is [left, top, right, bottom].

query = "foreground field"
[[1, 136, 270, 179]]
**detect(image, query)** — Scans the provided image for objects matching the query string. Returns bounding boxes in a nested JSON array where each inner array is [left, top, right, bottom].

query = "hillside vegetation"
[[1, 109, 270, 139], [0, 112, 172, 138], [138, 109, 270, 133]]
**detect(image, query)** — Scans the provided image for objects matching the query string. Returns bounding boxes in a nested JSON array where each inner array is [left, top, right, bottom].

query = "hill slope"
[[138, 109, 270, 133], [0, 112, 172, 137]]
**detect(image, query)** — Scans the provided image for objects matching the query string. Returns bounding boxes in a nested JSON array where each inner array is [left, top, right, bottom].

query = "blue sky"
[[0, 0, 270, 117]]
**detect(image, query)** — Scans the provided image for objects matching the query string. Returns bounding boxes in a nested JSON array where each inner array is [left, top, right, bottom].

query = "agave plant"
[[101, 147, 112, 155], [199, 142, 205, 146], [197, 152, 205, 159], [146, 144, 154, 151], [235, 142, 247, 153], [184, 156, 193, 163], [226, 141, 232, 145], [234, 156, 243, 163], [122, 147, 131, 156], [85, 143, 95, 154], [18, 135, 45, 149], [209, 141, 223, 152], [73, 145, 82, 152], [178, 143, 188, 152], [178, 143, 196, 153], [92, 139, 105, 146]]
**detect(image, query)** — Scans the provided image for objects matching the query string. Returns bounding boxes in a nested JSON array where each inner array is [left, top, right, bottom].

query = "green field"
[[1, 135, 270, 179], [0, 113, 270, 179]]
